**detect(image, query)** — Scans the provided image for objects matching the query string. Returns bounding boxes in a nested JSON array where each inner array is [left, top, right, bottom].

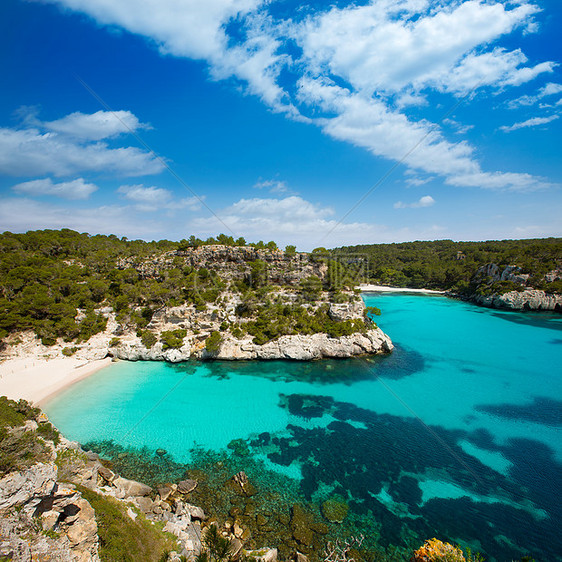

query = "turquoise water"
[[44, 294, 562, 561]]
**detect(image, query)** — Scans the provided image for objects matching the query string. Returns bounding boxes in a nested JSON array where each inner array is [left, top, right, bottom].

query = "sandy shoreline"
[[358, 284, 446, 294], [0, 356, 113, 406]]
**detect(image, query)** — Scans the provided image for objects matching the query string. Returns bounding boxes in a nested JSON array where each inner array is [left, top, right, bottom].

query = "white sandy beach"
[[0, 356, 112, 406], [358, 283, 445, 294]]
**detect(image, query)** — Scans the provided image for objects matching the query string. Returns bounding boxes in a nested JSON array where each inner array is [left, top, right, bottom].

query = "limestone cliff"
[[469, 263, 561, 312]]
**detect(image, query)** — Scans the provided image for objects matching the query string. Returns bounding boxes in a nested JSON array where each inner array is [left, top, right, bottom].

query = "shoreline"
[[358, 284, 446, 294], [0, 356, 113, 406]]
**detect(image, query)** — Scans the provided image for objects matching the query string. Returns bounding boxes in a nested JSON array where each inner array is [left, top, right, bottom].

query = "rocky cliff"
[[2, 290, 393, 363], [473, 289, 562, 311], [111, 327, 393, 362], [469, 263, 562, 312], [117, 245, 327, 286]]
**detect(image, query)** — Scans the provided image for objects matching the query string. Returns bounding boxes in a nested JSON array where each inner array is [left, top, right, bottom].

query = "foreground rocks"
[[0, 461, 100, 562], [0, 407, 284, 562]]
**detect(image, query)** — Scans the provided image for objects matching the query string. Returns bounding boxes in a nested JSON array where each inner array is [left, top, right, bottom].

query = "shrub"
[[160, 329, 187, 350], [139, 330, 157, 349], [109, 337, 121, 347], [205, 331, 222, 354]]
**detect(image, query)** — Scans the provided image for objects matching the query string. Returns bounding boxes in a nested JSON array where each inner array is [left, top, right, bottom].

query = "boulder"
[[158, 484, 174, 502], [134, 496, 154, 514], [177, 479, 197, 494], [113, 476, 152, 498], [185, 503, 206, 520], [0, 463, 57, 511]]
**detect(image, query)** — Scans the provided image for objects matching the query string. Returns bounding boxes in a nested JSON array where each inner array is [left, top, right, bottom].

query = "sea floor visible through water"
[[44, 294, 562, 561]]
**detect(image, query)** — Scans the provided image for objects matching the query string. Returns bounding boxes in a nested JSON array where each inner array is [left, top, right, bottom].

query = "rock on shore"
[[110, 327, 393, 362], [473, 289, 562, 311]]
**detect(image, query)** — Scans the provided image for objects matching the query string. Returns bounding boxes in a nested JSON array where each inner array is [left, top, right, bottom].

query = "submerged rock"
[[321, 496, 349, 523]]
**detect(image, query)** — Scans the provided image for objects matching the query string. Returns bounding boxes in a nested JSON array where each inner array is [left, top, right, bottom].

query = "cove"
[[44, 294, 562, 561]]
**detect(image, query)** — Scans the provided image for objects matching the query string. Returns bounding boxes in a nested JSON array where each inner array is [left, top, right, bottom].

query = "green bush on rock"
[[160, 329, 187, 350]]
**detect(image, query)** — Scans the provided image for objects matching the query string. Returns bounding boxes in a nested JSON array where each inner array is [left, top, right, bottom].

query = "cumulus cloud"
[[12, 177, 98, 199], [41, 0, 555, 192], [500, 114, 559, 132], [508, 82, 562, 108], [0, 111, 163, 177], [118, 184, 203, 212], [43, 110, 150, 140], [190, 195, 435, 249], [296, 0, 543, 96], [394, 195, 435, 209]]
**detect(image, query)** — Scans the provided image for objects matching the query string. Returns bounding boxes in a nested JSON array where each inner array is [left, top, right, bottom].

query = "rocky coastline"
[[1, 296, 393, 366], [0, 402, 280, 562], [467, 263, 562, 312], [471, 288, 562, 311]]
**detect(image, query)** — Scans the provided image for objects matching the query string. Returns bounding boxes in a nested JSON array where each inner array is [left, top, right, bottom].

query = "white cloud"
[[500, 114, 559, 132], [297, 77, 551, 191], [296, 0, 543, 96], [190, 195, 436, 249], [0, 197, 164, 238], [118, 184, 172, 208], [41, 0, 555, 193], [508, 82, 562, 108], [43, 110, 150, 140], [443, 118, 474, 135], [48, 0, 264, 61], [12, 177, 98, 199], [0, 116, 163, 177], [118, 184, 203, 212], [446, 170, 553, 191], [394, 195, 435, 209], [254, 179, 290, 193], [435, 49, 554, 95]]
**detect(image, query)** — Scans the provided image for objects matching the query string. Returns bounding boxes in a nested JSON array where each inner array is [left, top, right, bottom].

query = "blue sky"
[[1, 0, 561, 250]]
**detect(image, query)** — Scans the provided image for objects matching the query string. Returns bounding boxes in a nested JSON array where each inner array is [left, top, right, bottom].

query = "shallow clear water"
[[45, 294, 562, 561]]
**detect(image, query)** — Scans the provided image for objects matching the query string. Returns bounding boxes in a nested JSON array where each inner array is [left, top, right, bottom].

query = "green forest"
[[1, 230, 560, 349], [0, 229, 363, 348], [334, 238, 562, 294]]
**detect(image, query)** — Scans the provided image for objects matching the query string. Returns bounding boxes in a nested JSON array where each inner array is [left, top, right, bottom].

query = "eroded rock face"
[[0, 463, 57, 512], [474, 290, 562, 311], [471, 263, 561, 311], [111, 326, 393, 362], [0, 463, 100, 561]]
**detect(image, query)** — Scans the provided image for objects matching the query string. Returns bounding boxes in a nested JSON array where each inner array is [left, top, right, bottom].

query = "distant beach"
[[0, 356, 112, 406], [358, 284, 445, 294]]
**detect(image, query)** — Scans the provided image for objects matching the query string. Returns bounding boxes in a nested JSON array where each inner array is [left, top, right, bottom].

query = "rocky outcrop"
[[117, 245, 326, 287], [473, 263, 531, 286], [473, 289, 562, 311], [0, 462, 100, 561], [110, 327, 393, 362], [470, 263, 562, 312]]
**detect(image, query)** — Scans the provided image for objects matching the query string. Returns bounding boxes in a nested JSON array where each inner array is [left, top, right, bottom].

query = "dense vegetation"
[[0, 397, 59, 477], [0, 229, 364, 348], [334, 238, 562, 293]]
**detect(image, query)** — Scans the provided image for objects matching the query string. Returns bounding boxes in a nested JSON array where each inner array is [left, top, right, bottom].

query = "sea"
[[44, 293, 562, 561]]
